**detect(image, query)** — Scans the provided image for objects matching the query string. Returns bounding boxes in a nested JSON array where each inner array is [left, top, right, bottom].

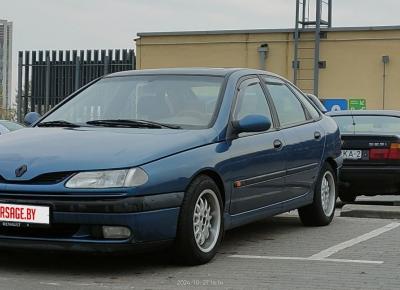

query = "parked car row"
[[0, 68, 395, 265]]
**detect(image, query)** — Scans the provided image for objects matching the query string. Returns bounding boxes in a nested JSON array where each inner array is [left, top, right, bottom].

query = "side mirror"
[[232, 114, 271, 134], [24, 112, 41, 126]]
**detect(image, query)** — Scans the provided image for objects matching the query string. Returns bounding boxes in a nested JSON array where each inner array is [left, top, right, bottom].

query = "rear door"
[[263, 76, 325, 200]]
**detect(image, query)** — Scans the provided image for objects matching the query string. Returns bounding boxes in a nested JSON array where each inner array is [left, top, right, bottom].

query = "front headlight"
[[65, 168, 148, 189]]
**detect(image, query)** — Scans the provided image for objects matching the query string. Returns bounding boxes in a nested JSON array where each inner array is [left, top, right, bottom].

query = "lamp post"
[[382, 55, 389, 109]]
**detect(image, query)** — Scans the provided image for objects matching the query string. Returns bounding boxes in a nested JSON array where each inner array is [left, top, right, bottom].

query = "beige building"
[[135, 26, 400, 110]]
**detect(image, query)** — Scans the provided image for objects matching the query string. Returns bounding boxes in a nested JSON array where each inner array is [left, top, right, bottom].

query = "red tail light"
[[370, 143, 400, 160], [389, 143, 400, 160], [369, 148, 389, 160]]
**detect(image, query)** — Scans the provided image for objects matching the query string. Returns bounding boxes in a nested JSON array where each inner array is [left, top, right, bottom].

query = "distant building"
[[136, 26, 400, 110], [0, 19, 13, 111]]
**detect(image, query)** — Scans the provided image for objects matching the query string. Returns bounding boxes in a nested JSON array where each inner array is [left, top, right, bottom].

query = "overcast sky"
[[2, 0, 400, 98]]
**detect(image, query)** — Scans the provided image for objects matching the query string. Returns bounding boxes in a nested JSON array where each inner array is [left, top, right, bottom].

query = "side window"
[[234, 81, 272, 123], [288, 84, 321, 119], [265, 82, 307, 127]]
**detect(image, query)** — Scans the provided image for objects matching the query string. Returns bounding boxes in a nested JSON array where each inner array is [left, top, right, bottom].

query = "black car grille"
[[0, 172, 74, 185]]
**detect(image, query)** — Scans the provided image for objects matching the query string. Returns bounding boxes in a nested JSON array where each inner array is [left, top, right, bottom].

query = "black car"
[[328, 110, 400, 202]]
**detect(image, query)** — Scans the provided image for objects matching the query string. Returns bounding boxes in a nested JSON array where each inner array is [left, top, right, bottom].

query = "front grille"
[[0, 224, 80, 239], [0, 172, 74, 185]]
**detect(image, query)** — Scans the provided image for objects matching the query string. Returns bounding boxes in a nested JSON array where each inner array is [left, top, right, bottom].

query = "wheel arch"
[[325, 157, 338, 176], [188, 169, 226, 209]]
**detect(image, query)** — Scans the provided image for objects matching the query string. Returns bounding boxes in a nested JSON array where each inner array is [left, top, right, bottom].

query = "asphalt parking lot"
[[0, 196, 400, 290]]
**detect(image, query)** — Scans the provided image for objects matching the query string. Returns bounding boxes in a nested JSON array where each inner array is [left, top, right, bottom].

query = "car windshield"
[[0, 121, 24, 131], [332, 115, 400, 134], [40, 75, 224, 129]]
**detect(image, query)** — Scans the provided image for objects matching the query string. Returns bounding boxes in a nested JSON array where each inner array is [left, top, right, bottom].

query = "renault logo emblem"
[[15, 165, 28, 178]]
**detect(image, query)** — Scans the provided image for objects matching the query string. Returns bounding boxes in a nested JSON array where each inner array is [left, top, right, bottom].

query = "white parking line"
[[229, 222, 400, 265], [39, 281, 61, 286], [229, 255, 383, 264], [309, 222, 400, 259]]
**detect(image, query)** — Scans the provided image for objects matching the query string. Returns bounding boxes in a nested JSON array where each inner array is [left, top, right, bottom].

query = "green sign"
[[348, 99, 366, 110]]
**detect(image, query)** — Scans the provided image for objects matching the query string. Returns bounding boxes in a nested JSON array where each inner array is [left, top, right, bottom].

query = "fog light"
[[102, 226, 131, 239]]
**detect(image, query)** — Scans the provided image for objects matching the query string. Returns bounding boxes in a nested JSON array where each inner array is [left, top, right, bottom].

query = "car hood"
[[0, 127, 217, 181]]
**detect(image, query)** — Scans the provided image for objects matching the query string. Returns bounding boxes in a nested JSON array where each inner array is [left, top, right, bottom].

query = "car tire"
[[338, 192, 357, 203], [298, 163, 337, 226], [174, 175, 223, 265]]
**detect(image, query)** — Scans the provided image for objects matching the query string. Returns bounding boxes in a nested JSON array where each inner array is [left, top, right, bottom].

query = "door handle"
[[273, 139, 283, 150], [314, 131, 322, 140]]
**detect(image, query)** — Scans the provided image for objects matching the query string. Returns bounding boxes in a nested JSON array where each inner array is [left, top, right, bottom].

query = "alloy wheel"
[[321, 171, 336, 216], [193, 189, 221, 253]]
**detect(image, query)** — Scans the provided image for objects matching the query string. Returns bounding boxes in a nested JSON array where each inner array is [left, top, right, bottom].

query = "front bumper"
[[0, 192, 183, 251]]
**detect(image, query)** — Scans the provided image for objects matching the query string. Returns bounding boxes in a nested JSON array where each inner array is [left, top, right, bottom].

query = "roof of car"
[[106, 67, 276, 78], [327, 110, 400, 117]]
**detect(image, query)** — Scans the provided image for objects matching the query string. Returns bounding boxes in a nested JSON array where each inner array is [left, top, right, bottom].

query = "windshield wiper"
[[37, 120, 80, 128], [135, 119, 181, 129], [86, 119, 181, 129]]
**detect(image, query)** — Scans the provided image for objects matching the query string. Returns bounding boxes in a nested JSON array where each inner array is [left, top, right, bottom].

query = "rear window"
[[332, 115, 400, 134]]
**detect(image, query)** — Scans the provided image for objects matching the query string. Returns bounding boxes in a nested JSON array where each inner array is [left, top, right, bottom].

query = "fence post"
[[45, 53, 51, 112], [132, 50, 136, 70], [104, 55, 109, 75], [75, 56, 80, 91], [17, 52, 23, 122], [24, 52, 30, 117]]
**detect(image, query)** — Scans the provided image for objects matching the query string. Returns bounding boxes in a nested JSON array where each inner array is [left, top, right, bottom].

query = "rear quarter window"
[[286, 84, 321, 119], [265, 83, 307, 127]]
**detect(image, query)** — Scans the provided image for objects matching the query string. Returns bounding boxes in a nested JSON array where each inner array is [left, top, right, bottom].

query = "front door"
[[227, 78, 287, 215]]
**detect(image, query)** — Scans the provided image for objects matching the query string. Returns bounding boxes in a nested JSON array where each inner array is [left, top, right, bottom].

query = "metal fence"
[[17, 49, 135, 122]]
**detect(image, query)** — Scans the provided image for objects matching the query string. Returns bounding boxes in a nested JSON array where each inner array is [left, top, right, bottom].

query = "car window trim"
[[284, 81, 323, 121], [261, 75, 316, 129], [227, 75, 278, 139], [257, 75, 281, 128], [264, 76, 312, 120], [232, 79, 262, 120], [206, 75, 230, 129]]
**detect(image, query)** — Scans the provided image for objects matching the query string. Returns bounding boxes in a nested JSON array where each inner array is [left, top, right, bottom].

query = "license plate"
[[342, 150, 362, 160], [0, 203, 50, 226]]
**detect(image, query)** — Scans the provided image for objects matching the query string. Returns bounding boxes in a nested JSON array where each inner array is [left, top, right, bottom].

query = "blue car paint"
[[0, 68, 342, 250], [0, 127, 217, 182], [281, 122, 324, 199]]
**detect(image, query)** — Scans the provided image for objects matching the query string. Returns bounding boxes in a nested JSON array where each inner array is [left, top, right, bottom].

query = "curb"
[[340, 204, 400, 219]]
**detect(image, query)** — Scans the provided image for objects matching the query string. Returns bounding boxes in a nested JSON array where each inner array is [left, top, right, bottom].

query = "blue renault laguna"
[[0, 68, 341, 265]]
